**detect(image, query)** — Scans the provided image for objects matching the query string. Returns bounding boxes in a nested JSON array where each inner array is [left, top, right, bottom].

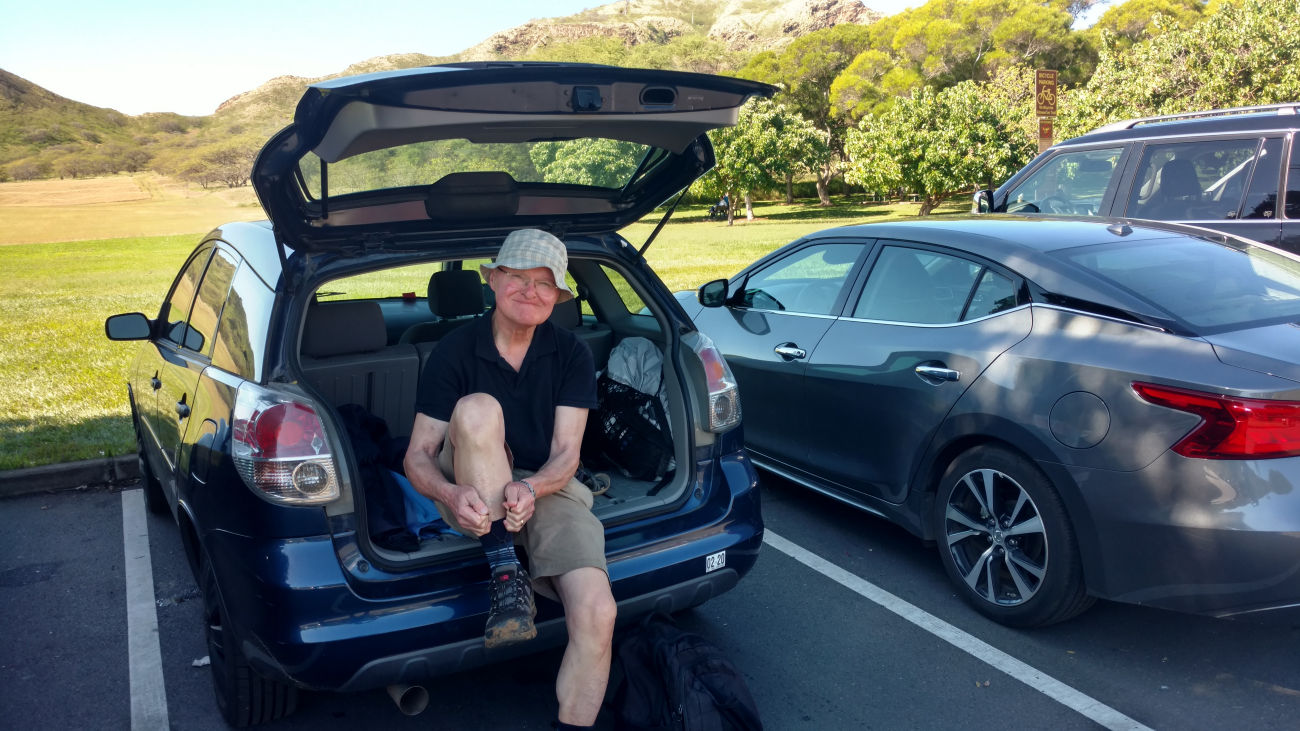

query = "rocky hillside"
[[1, 0, 885, 182], [461, 0, 879, 59]]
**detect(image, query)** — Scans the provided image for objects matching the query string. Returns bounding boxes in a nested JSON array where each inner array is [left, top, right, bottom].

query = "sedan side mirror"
[[698, 279, 729, 308], [972, 189, 995, 214], [105, 312, 152, 341]]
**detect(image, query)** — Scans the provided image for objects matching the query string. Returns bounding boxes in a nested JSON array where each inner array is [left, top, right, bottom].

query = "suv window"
[[738, 243, 864, 315], [1240, 138, 1284, 220], [1287, 135, 1300, 219], [213, 262, 274, 381], [186, 249, 238, 357], [162, 248, 214, 350], [1005, 147, 1123, 216], [1125, 138, 1262, 221]]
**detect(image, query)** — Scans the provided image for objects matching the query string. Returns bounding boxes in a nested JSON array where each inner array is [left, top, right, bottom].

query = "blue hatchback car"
[[105, 63, 772, 726]]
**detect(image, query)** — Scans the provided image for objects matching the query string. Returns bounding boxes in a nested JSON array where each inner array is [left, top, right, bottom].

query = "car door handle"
[[150, 371, 162, 391], [915, 365, 960, 382], [774, 343, 807, 360]]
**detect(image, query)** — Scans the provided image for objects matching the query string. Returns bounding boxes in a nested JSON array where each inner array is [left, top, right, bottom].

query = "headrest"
[[302, 301, 386, 357], [424, 172, 519, 221], [547, 297, 581, 329], [428, 269, 485, 318], [1158, 159, 1201, 199]]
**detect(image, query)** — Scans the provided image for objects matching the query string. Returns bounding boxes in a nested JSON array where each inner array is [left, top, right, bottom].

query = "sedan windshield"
[[1058, 238, 1300, 334]]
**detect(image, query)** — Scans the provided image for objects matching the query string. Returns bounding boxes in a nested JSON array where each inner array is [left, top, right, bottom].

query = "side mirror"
[[972, 189, 994, 214], [698, 279, 729, 308], [105, 312, 152, 341]]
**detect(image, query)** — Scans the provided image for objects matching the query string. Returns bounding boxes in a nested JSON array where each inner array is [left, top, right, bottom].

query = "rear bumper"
[[205, 451, 762, 691], [1050, 453, 1300, 620]]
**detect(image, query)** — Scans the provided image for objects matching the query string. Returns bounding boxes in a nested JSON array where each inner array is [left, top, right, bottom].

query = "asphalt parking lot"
[[2, 474, 1298, 729]]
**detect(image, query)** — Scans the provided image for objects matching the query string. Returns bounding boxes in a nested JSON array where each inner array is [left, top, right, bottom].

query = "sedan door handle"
[[915, 365, 960, 382], [774, 343, 807, 360]]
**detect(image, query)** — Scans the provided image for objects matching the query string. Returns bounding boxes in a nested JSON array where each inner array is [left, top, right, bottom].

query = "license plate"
[[705, 551, 726, 573]]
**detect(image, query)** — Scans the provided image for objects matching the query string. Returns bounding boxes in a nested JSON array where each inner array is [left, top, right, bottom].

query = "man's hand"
[[446, 484, 491, 537], [502, 481, 536, 533]]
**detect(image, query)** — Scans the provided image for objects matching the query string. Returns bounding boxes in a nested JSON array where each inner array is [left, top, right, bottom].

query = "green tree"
[[1089, 0, 1206, 52], [694, 99, 828, 223], [741, 24, 873, 205], [529, 138, 643, 187], [845, 82, 1035, 215], [1058, 0, 1300, 137]]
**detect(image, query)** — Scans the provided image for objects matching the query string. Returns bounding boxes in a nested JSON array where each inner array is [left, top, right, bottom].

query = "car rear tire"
[[201, 559, 298, 726], [934, 445, 1094, 627]]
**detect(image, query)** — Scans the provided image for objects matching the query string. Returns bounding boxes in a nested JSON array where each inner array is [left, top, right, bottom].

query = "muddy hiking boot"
[[484, 562, 537, 648]]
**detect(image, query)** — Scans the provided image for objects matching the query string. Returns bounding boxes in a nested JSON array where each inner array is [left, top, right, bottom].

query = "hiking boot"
[[484, 563, 537, 648]]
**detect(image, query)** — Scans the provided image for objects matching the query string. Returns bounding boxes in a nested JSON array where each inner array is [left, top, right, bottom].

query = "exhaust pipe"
[[386, 683, 429, 716]]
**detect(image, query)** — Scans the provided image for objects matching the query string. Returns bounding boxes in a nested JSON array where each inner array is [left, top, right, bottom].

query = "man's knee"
[[565, 577, 617, 642], [449, 393, 504, 442]]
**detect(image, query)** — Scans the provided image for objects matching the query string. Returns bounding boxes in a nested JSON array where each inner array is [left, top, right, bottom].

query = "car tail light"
[[1132, 382, 1300, 459], [692, 333, 741, 433], [232, 383, 340, 503]]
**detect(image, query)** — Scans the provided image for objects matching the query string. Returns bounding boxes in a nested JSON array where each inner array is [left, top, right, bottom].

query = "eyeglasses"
[[500, 269, 559, 299]]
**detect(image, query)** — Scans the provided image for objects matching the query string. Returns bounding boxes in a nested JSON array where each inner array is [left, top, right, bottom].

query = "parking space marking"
[[763, 531, 1152, 731], [122, 489, 169, 730]]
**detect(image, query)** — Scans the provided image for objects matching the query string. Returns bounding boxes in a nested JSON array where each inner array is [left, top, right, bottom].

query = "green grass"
[[0, 196, 965, 470]]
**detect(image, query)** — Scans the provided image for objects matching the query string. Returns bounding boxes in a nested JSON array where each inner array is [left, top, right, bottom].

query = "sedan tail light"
[[1132, 382, 1300, 460], [692, 333, 741, 433], [232, 383, 340, 503]]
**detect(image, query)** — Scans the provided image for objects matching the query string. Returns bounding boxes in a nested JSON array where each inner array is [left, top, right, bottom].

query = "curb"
[[0, 455, 139, 499]]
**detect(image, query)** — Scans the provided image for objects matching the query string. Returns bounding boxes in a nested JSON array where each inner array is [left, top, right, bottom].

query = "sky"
[[0, 0, 1121, 117]]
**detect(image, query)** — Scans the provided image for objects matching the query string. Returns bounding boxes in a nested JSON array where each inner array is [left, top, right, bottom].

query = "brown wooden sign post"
[[1036, 69, 1057, 153]]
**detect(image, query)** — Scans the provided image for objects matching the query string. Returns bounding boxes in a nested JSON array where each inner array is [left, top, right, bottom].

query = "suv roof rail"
[[1089, 102, 1299, 135]]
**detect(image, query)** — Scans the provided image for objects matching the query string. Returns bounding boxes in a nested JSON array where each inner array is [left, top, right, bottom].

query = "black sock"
[[479, 519, 519, 568], [553, 722, 593, 730]]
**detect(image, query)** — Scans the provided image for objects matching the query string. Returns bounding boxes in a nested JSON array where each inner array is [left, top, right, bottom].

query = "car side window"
[[1240, 138, 1284, 220], [185, 249, 238, 357], [965, 269, 1018, 320], [854, 246, 982, 324], [1125, 138, 1262, 221], [600, 264, 649, 318], [735, 242, 864, 316], [161, 248, 214, 350], [1004, 147, 1123, 216], [213, 261, 274, 381], [1284, 135, 1300, 219]]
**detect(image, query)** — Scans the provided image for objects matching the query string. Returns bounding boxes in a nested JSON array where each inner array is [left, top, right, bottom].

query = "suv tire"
[[201, 558, 298, 726]]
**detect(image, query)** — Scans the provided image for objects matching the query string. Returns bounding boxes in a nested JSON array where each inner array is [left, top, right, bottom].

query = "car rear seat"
[[300, 300, 420, 438], [549, 298, 614, 367]]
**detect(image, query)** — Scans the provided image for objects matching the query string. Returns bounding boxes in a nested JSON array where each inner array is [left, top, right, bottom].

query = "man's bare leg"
[[447, 393, 512, 522], [552, 567, 617, 726], [448, 393, 536, 647]]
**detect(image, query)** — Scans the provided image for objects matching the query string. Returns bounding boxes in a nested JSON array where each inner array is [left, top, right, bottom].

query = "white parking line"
[[122, 489, 169, 730], [763, 530, 1153, 731]]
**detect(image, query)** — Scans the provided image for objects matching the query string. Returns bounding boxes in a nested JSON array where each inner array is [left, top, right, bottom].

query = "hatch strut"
[[637, 188, 687, 257], [319, 158, 329, 220]]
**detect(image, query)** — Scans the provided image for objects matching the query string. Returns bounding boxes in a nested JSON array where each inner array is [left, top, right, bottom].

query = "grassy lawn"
[[0, 194, 966, 470]]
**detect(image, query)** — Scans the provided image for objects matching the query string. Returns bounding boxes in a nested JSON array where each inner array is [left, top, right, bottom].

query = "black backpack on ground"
[[611, 612, 763, 731]]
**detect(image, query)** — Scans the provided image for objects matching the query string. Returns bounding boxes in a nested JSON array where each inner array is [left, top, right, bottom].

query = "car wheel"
[[132, 412, 168, 515], [934, 445, 1094, 627], [201, 559, 298, 726]]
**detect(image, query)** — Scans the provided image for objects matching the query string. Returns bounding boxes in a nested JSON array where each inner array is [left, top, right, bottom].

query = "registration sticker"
[[705, 551, 726, 573]]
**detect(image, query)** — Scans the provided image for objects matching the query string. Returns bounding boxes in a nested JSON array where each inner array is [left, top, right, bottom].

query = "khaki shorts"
[[435, 439, 607, 599]]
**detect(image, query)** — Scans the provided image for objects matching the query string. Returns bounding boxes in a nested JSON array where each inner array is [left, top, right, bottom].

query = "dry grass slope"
[[0, 173, 265, 245]]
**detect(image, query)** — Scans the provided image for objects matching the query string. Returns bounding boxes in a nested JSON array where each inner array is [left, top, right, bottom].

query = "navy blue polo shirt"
[[414, 311, 598, 471]]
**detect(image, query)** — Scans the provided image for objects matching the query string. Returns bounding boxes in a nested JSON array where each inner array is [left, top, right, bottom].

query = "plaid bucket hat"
[[480, 229, 574, 302]]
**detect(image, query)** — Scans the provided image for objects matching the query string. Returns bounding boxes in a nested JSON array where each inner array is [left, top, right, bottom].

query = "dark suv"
[[105, 63, 773, 726], [974, 103, 1300, 253]]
